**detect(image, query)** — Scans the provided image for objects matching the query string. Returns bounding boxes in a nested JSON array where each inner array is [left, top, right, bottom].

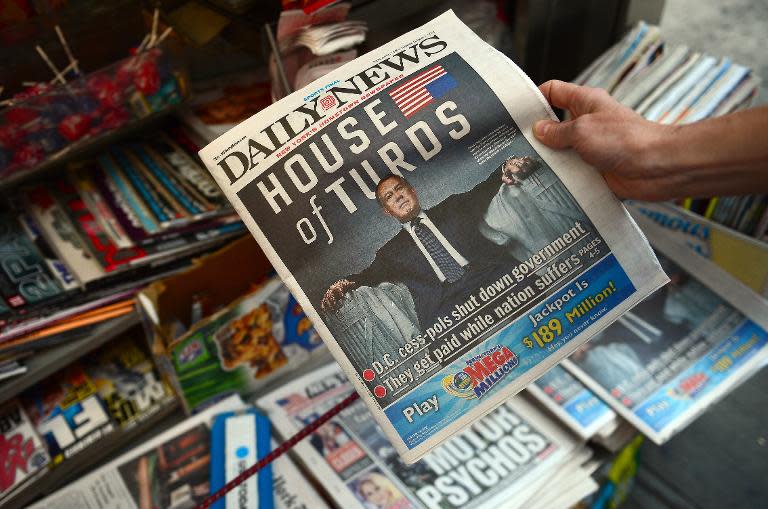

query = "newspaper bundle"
[[199, 11, 667, 462], [563, 216, 768, 444], [257, 362, 597, 509], [29, 395, 325, 509]]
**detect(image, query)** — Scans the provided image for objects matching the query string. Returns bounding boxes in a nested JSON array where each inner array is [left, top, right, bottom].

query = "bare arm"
[[534, 80, 768, 201]]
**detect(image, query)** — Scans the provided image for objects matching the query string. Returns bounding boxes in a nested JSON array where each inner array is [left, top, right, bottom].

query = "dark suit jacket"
[[351, 171, 517, 327]]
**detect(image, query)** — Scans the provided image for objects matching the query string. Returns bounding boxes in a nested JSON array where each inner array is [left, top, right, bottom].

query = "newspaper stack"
[[293, 21, 368, 56], [258, 362, 598, 509], [29, 395, 326, 509], [562, 216, 768, 444], [270, 2, 367, 99], [574, 22, 766, 240]]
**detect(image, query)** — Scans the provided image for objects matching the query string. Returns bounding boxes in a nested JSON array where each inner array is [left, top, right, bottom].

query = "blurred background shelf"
[[3, 399, 181, 509], [0, 312, 140, 405]]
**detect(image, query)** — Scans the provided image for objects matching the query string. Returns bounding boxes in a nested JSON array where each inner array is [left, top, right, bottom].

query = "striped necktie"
[[412, 217, 465, 283]]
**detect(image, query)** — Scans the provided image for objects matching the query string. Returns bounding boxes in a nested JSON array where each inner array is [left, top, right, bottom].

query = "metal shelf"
[[0, 312, 140, 405]]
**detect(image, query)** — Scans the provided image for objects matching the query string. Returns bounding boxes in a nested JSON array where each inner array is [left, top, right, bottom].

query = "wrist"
[[635, 122, 682, 176]]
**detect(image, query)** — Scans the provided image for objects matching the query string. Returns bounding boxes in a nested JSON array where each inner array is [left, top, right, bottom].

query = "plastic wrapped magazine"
[[563, 215, 768, 444], [258, 362, 591, 509], [21, 363, 115, 467], [198, 10, 666, 462]]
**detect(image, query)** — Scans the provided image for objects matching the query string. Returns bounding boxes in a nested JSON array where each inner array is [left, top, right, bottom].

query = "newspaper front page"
[[29, 396, 325, 509], [563, 215, 768, 444], [526, 365, 617, 439], [198, 11, 667, 462], [257, 362, 586, 509]]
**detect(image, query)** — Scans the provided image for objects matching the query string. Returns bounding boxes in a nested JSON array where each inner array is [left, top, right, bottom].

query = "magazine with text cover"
[[563, 215, 768, 444], [21, 363, 116, 467], [258, 362, 587, 509], [199, 11, 667, 462]]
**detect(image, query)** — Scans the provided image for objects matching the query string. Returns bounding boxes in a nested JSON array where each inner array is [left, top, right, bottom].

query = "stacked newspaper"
[[199, 10, 666, 463], [29, 395, 326, 509], [575, 22, 766, 241], [270, 2, 367, 99], [258, 362, 598, 509], [562, 215, 768, 444]]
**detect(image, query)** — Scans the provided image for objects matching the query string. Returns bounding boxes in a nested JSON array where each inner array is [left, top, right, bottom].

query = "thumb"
[[533, 119, 577, 149]]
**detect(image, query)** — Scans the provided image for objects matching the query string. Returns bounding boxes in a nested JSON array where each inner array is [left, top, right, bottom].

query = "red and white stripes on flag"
[[389, 65, 447, 118]]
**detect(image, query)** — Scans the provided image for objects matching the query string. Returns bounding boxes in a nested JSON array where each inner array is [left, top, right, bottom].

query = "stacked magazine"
[[0, 119, 244, 378], [574, 22, 766, 241], [258, 362, 599, 509]]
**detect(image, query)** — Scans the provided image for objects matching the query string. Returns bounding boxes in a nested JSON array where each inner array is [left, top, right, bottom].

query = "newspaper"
[[257, 362, 589, 509], [563, 215, 768, 444], [30, 395, 324, 509], [526, 364, 617, 439], [198, 11, 667, 462]]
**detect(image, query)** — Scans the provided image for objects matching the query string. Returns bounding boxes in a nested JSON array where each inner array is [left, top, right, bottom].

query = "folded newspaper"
[[198, 11, 667, 462], [257, 362, 597, 509], [563, 215, 768, 444]]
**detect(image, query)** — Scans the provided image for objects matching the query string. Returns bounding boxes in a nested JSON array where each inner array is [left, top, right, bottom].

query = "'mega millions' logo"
[[442, 345, 518, 399]]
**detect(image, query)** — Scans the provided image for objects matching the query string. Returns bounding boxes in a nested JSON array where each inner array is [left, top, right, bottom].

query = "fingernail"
[[534, 120, 549, 138]]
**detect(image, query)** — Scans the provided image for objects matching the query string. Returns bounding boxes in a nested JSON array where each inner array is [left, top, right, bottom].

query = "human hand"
[[321, 279, 357, 312], [534, 80, 678, 200]]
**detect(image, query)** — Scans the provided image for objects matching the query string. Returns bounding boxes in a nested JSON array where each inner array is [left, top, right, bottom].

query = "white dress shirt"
[[402, 211, 469, 282]]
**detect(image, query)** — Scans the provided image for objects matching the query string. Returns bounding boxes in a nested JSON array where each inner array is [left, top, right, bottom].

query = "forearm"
[[645, 106, 768, 198]]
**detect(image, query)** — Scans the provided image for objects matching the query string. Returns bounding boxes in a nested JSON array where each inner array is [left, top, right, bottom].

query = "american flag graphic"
[[389, 65, 458, 118]]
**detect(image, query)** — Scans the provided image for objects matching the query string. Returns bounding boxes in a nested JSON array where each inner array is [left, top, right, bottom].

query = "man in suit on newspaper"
[[321, 159, 540, 330]]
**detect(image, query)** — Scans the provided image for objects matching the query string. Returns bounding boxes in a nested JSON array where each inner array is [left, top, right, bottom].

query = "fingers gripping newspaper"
[[198, 11, 667, 462]]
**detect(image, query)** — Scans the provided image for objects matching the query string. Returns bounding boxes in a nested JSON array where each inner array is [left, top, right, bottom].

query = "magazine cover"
[[30, 395, 326, 509], [0, 211, 66, 313], [21, 363, 115, 466], [563, 215, 768, 444], [258, 362, 585, 509], [0, 400, 50, 504], [626, 200, 768, 296], [85, 335, 176, 430], [199, 11, 666, 461], [527, 365, 617, 439], [169, 277, 325, 411], [23, 185, 106, 284]]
